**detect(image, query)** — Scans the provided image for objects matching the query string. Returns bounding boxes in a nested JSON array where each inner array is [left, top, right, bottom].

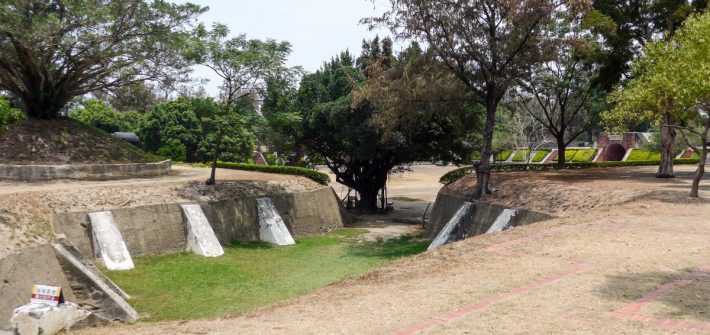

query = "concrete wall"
[[0, 245, 77, 331], [426, 192, 553, 241], [0, 160, 171, 181], [54, 187, 346, 258]]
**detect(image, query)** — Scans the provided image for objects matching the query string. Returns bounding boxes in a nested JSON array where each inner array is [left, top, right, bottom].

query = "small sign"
[[608, 134, 623, 141], [31, 285, 64, 306]]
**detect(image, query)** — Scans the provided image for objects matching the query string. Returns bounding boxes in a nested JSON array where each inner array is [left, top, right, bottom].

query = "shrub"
[[553, 149, 578, 161], [0, 97, 24, 133], [626, 149, 662, 161], [495, 150, 513, 161], [216, 161, 330, 185], [439, 158, 701, 185], [570, 149, 598, 162], [511, 149, 530, 162], [531, 150, 550, 162]]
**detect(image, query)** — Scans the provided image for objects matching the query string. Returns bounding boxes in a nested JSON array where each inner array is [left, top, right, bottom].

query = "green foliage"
[[511, 149, 530, 162], [440, 158, 701, 185], [626, 150, 662, 161], [554, 149, 578, 161], [0, 0, 206, 118], [107, 231, 427, 321], [216, 162, 330, 185], [531, 150, 550, 162], [70, 99, 141, 134], [0, 96, 24, 133], [570, 148, 598, 162], [495, 150, 513, 161]]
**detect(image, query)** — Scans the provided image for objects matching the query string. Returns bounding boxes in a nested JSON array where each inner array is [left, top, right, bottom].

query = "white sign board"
[[31, 285, 63, 306]]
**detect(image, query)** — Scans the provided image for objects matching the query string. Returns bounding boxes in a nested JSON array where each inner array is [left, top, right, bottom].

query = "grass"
[[495, 149, 513, 161], [531, 150, 550, 162], [106, 229, 428, 322], [511, 149, 530, 162], [627, 150, 662, 161]]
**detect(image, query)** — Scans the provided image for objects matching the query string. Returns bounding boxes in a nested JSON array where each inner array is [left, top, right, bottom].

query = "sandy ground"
[[77, 164, 710, 335], [321, 164, 459, 202], [0, 165, 321, 258]]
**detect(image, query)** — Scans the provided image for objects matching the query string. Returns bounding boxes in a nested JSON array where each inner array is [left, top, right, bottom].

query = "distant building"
[[595, 132, 652, 161]]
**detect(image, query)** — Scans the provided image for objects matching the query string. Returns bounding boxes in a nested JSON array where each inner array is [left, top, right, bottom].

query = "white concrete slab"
[[180, 204, 224, 257], [486, 209, 517, 233], [88, 211, 134, 271], [256, 198, 296, 246], [428, 202, 474, 250]]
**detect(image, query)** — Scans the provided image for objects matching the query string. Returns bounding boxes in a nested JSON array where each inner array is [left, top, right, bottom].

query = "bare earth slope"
[[81, 165, 710, 335]]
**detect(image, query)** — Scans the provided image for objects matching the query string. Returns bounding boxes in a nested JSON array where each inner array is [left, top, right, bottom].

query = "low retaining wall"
[[54, 187, 347, 258], [426, 192, 553, 240], [0, 160, 171, 181]]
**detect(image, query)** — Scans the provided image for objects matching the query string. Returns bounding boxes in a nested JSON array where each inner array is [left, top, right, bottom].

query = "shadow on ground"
[[597, 268, 710, 322]]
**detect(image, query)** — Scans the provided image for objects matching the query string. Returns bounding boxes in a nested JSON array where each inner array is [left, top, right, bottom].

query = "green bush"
[[439, 158, 701, 185], [0, 97, 24, 133], [511, 149, 530, 162], [570, 149, 598, 162], [553, 149, 578, 161], [495, 150, 513, 161], [626, 150, 662, 161], [531, 150, 550, 163], [216, 161, 330, 185]]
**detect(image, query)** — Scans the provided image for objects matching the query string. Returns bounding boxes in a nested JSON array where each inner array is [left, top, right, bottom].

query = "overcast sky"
[[177, 0, 392, 95]]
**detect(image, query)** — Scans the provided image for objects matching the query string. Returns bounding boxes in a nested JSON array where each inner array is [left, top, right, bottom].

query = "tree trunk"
[[556, 136, 566, 168], [658, 113, 676, 178], [206, 133, 224, 185], [288, 145, 306, 166], [473, 97, 497, 200], [690, 151, 705, 198]]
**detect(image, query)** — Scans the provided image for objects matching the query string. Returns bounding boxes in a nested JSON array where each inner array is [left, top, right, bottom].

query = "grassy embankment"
[[107, 228, 427, 322]]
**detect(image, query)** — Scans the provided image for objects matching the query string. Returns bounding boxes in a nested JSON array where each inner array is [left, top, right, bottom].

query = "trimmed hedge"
[[570, 148, 598, 162], [439, 158, 701, 185], [626, 150, 662, 161], [215, 161, 330, 185], [532, 150, 550, 163], [495, 150, 513, 161], [511, 149, 530, 162]]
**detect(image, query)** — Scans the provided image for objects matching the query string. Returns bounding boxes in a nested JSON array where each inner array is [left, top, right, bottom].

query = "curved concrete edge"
[[0, 160, 171, 181]]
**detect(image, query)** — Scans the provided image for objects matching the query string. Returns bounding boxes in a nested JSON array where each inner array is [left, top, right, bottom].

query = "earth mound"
[[0, 118, 160, 165]]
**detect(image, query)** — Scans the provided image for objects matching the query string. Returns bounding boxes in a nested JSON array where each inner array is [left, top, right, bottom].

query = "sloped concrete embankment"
[[0, 160, 171, 181], [426, 192, 553, 241], [1, 186, 346, 331]]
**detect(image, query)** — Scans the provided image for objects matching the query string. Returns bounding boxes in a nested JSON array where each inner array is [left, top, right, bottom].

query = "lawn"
[[106, 229, 428, 322]]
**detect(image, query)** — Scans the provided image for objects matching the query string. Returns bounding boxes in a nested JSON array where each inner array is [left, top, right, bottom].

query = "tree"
[[584, 0, 707, 177], [583, 0, 707, 90], [186, 24, 292, 185], [140, 98, 203, 162], [260, 72, 305, 165], [296, 43, 477, 211], [105, 82, 161, 113], [0, 0, 206, 119], [70, 99, 141, 133], [366, 0, 571, 199], [606, 12, 710, 197], [516, 8, 604, 167]]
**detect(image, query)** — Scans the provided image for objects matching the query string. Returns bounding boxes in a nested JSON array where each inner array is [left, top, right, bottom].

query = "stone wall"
[[426, 192, 553, 240], [54, 187, 347, 258], [0, 245, 77, 331], [0, 160, 171, 181]]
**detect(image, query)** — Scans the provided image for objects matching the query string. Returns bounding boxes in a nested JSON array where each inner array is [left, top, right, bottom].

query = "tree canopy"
[[0, 0, 206, 119]]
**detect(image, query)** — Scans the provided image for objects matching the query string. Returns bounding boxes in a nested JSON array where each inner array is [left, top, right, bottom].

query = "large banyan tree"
[[0, 0, 205, 119]]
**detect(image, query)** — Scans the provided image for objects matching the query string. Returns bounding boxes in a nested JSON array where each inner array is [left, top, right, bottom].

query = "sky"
[[176, 0, 392, 95]]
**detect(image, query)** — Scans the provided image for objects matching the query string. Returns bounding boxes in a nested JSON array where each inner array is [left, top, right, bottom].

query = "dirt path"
[[82, 166, 710, 335]]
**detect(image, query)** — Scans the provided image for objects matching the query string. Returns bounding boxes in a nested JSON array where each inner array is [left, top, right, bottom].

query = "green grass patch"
[[531, 150, 550, 162], [495, 150, 513, 161], [626, 150, 661, 161], [570, 148, 598, 162], [511, 149, 530, 162], [553, 149, 578, 161], [106, 230, 427, 322]]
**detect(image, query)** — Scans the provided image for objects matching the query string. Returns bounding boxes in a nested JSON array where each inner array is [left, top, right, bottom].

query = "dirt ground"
[[0, 165, 321, 258], [80, 164, 710, 335]]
